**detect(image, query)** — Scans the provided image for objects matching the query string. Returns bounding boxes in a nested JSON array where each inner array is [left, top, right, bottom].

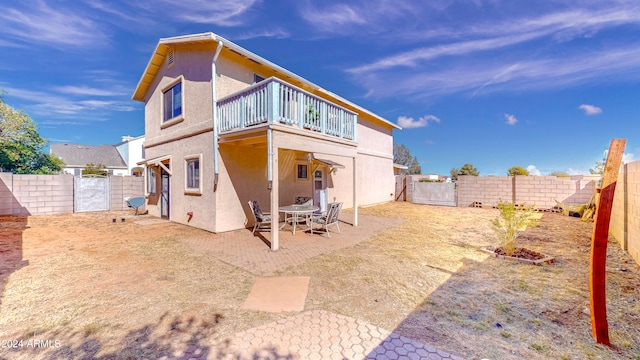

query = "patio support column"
[[353, 156, 358, 226], [270, 130, 280, 251]]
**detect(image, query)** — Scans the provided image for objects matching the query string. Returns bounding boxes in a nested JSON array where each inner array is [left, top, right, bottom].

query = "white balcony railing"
[[217, 77, 357, 141]]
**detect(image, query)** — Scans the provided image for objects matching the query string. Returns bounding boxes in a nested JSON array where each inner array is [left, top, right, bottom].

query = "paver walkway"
[[226, 310, 464, 360], [180, 213, 404, 275], [154, 213, 464, 359]]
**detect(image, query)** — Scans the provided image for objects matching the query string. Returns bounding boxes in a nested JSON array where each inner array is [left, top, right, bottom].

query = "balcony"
[[217, 77, 357, 141]]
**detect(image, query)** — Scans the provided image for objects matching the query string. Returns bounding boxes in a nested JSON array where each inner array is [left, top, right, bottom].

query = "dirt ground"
[[1, 202, 639, 359]]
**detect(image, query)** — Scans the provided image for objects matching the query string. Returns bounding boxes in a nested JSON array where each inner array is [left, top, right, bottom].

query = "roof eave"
[[131, 32, 400, 130]]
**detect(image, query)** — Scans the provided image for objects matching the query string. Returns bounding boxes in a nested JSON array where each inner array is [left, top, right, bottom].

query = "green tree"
[[450, 163, 479, 180], [590, 161, 605, 175], [0, 94, 64, 174], [83, 163, 108, 177], [590, 149, 607, 175], [508, 166, 529, 176], [393, 143, 422, 175], [550, 171, 569, 177]]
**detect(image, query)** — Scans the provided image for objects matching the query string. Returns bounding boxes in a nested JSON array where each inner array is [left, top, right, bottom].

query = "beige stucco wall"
[[144, 131, 216, 231], [144, 44, 216, 146], [355, 118, 395, 206], [141, 42, 397, 233], [215, 54, 262, 98], [357, 119, 393, 156]]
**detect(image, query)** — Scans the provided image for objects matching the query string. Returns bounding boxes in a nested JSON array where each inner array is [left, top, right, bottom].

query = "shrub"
[[491, 202, 534, 256]]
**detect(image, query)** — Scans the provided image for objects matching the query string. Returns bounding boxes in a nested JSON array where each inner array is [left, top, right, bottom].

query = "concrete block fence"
[[0, 172, 143, 216], [610, 160, 640, 265], [456, 175, 599, 210]]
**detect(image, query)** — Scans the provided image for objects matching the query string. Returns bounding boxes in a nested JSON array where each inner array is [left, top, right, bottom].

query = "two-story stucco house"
[[132, 32, 400, 250]]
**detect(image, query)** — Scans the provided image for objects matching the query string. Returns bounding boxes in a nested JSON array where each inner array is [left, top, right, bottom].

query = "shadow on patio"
[[179, 213, 404, 276]]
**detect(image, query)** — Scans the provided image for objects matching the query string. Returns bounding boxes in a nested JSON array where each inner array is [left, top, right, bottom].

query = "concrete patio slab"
[[241, 276, 310, 313]]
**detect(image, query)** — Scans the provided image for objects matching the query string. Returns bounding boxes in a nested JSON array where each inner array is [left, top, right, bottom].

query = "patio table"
[[278, 204, 319, 235]]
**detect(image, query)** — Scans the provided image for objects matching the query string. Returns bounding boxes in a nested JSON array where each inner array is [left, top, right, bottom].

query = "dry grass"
[[1, 203, 639, 359]]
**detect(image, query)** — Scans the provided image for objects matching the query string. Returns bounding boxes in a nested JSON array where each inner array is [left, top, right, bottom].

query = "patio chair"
[[248, 200, 271, 234], [310, 202, 342, 238], [295, 196, 313, 206]]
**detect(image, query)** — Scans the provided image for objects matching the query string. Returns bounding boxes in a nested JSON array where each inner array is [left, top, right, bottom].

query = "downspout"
[[267, 127, 273, 190], [211, 40, 223, 191]]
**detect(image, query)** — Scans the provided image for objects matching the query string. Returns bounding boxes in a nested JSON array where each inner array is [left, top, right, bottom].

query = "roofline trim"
[[132, 32, 401, 130]]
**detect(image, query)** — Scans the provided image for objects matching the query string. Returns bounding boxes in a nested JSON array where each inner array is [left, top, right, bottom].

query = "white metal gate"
[[74, 176, 110, 212], [413, 182, 456, 206]]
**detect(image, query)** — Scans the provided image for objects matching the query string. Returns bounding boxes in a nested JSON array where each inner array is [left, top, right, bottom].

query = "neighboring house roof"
[[132, 32, 401, 131], [50, 144, 127, 169], [393, 163, 409, 170]]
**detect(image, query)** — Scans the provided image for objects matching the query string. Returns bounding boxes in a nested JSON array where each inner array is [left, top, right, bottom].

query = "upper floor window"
[[163, 81, 182, 122], [254, 74, 265, 84]]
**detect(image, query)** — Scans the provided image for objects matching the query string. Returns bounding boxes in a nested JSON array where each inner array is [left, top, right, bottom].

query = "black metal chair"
[[248, 200, 271, 234]]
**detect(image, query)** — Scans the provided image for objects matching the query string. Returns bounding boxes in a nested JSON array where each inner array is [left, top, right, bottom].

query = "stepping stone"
[[241, 276, 310, 313]]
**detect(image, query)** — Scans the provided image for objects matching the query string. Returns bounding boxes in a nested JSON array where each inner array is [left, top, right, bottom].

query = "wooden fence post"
[[590, 138, 626, 345]]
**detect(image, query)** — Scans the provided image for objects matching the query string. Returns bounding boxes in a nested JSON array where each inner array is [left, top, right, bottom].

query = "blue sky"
[[1, 0, 639, 176]]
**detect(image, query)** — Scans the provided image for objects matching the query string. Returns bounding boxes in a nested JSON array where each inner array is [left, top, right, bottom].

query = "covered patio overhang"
[[138, 154, 172, 175], [219, 123, 359, 251]]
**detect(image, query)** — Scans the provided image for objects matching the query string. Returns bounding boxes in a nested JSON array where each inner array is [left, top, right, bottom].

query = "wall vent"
[[167, 50, 175, 67]]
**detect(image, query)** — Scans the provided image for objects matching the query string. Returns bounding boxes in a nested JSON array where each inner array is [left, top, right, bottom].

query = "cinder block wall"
[[610, 161, 640, 265], [0, 172, 19, 215], [514, 176, 596, 208], [9, 174, 74, 215], [110, 176, 144, 211], [0, 172, 144, 216], [456, 175, 597, 209], [456, 176, 514, 207]]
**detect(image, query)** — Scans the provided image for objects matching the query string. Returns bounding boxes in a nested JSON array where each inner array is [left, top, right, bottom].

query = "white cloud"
[[526, 165, 542, 176], [2, 85, 135, 120], [397, 114, 440, 129], [158, 0, 257, 26], [623, 153, 635, 163], [301, 4, 366, 31], [234, 28, 290, 40], [579, 104, 603, 115], [344, 3, 640, 99], [352, 46, 640, 99], [300, 0, 420, 34], [349, 5, 640, 73], [55, 86, 127, 97], [0, 1, 107, 47], [504, 113, 518, 125]]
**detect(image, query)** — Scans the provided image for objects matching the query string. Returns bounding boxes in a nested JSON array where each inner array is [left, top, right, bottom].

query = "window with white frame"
[[185, 155, 201, 193], [163, 80, 182, 122], [147, 167, 156, 194]]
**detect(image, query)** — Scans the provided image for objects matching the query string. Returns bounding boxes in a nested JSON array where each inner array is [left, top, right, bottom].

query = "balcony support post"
[[267, 81, 280, 123]]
